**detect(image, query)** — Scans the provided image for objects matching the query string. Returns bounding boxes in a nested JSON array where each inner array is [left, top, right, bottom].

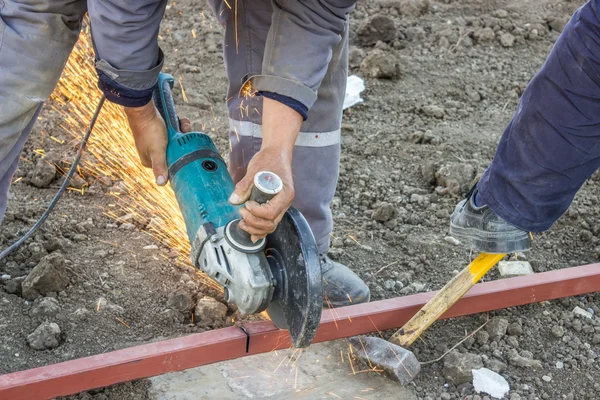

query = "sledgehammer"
[[349, 252, 505, 384]]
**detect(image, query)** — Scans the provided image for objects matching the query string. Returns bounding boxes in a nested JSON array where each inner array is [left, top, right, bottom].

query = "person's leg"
[[208, 0, 369, 305], [0, 0, 87, 223], [451, 0, 600, 253]]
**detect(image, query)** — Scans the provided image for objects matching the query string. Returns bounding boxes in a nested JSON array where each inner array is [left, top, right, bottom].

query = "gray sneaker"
[[321, 255, 370, 308], [449, 190, 532, 254]]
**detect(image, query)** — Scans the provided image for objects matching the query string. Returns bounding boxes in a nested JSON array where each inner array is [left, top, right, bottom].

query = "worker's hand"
[[229, 97, 303, 243], [124, 102, 191, 186], [230, 148, 295, 243]]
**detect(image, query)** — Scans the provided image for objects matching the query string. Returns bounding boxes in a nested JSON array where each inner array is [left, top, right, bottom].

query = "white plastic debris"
[[472, 368, 510, 398], [573, 306, 593, 319], [343, 75, 365, 109]]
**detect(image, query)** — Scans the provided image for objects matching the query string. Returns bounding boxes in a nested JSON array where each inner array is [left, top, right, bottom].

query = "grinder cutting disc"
[[265, 207, 322, 348]]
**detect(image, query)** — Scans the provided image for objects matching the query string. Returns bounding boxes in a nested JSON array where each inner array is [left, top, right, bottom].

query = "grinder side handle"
[[226, 171, 284, 252]]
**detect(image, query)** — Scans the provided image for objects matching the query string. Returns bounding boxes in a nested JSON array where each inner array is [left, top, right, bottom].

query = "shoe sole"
[[449, 223, 532, 254]]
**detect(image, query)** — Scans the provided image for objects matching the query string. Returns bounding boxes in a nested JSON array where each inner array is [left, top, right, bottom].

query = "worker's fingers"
[[244, 191, 293, 222], [179, 117, 192, 133], [229, 174, 253, 205], [151, 150, 169, 186], [238, 220, 271, 242], [238, 207, 277, 232]]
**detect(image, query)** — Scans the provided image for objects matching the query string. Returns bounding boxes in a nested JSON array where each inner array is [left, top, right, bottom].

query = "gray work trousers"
[[0, 0, 347, 254]]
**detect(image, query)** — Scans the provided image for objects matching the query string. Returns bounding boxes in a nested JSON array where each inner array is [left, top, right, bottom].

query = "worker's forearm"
[[261, 97, 302, 159]]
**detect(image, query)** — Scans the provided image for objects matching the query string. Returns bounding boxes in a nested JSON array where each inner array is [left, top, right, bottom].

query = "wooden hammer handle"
[[389, 252, 505, 348]]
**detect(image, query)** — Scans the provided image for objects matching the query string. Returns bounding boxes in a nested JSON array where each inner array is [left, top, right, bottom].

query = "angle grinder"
[[153, 73, 322, 348]]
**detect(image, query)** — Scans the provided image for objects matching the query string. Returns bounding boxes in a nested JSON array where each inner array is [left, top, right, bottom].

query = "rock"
[[31, 297, 60, 318], [492, 9, 509, 18], [435, 163, 476, 195], [573, 306, 593, 319], [31, 158, 57, 188], [542, 375, 552, 382], [443, 351, 483, 385], [472, 368, 510, 399], [421, 105, 444, 119], [444, 236, 460, 246], [465, 85, 481, 102], [483, 358, 507, 373], [507, 322, 523, 336], [5, 276, 25, 295], [357, 15, 396, 46], [475, 27, 495, 42], [27, 322, 61, 350], [507, 349, 542, 368], [143, 244, 159, 250], [195, 296, 228, 326], [499, 33, 515, 48], [28, 242, 48, 263], [548, 16, 569, 33], [551, 325, 564, 338], [68, 174, 87, 189], [556, 361, 564, 369], [160, 309, 186, 324], [167, 289, 195, 313], [486, 317, 509, 340], [498, 261, 534, 278], [475, 330, 490, 346], [372, 202, 396, 222], [421, 160, 438, 184], [348, 46, 365, 68], [21, 253, 69, 300], [397, 0, 429, 17], [74, 307, 91, 321], [506, 336, 519, 348], [384, 279, 396, 290], [592, 334, 600, 344], [405, 26, 426, 41], [1, 274, 11, 281], [360, 49, 401, 79]]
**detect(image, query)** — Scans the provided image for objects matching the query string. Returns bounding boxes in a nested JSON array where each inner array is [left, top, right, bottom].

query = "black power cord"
[[0, 95, 106, 261]]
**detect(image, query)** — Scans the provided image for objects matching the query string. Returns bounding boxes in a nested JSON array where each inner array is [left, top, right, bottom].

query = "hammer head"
[[348, 336, 421, 384]]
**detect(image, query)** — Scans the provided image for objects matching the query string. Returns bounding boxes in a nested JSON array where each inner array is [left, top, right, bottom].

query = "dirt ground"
[[2, 0, 600, 399]]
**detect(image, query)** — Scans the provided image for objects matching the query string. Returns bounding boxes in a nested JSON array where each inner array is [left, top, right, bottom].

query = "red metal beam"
[[2, 263, 599, 400]]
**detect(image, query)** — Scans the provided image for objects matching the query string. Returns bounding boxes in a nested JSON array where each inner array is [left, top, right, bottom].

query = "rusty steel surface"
[[1, 263, 599, 400]]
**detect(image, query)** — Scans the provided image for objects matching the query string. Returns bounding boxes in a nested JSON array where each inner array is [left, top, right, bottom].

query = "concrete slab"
[[498, 261, 534, 278], [148, 339, 416, 400]]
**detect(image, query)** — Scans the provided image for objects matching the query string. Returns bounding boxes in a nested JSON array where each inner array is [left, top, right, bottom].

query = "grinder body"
[[154, 73, 322, 348]]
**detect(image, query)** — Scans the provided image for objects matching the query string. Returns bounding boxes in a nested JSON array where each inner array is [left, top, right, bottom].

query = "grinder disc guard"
[[265, 207, 322, 348]]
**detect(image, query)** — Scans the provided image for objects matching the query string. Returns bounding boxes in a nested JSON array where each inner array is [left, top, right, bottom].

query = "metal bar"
[[0, 327, 248, 400], [2, 263, 599, 399]]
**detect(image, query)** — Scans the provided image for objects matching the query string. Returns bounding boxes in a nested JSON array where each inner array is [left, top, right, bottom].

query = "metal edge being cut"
[[265, 207, 323, 348], [1, 263, 599, 400]]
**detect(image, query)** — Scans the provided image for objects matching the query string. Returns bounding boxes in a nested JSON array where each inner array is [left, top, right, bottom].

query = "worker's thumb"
[[151, 152, 168, 186], [229, 176, 252, 205]]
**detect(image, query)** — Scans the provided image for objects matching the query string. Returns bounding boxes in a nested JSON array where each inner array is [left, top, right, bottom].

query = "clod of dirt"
[[421, 105, 445, 119], [421, 160, 438, 184], [96, 297, 125, 315], [160, 309, 186, 324], [507, 349, 542, 368], [507, 322, 523, 336], [167, 289, 195, 313], [483, 357, 507, 374], [405, 26, 426, 41], [30, 158, 57, 188], [486, 317, 509, 340], [5, 276, 25, 295], [443, 351, 484, 385], [357, 15, 396, 46], [27, 321, 62, 350], [475, 27, 496, 43], [435, 162, 476, 195], [348, 46, 365, 69], [396, 0, 430, 17], [31, 297, 61, 318], [21, 253, 69, 300], [360, 49, 401, 79], [372, 202, 396, 222], [465, 85, 482, 102], [547, 16, 569, 33], [500, 33, 515, 48], [195, 296, 228, 327], [28, 242, 48, 263]]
